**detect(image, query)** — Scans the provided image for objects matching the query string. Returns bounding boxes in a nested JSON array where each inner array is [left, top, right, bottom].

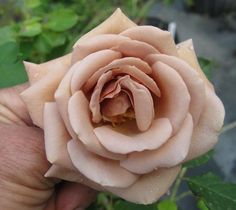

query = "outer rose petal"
[[44, 102, 74, 169], [21, 54, 72, 128], [94, 118, 172, 154], [67, 139, 139, 188], [45, 165, 104, 191], [72, 34, 130, 64], [54, 69, 77, 139], [146, 54, 205, 126], [121, 114, 193, 174], [186, 88, 225, 160], [121, 26, 178, 56], [152, 62, 190, 134], [106, 166, 181, 204], [68, 90, 125, 160], [73, 8, 136, 47], [115, 39, 159, 59], [177, 39, 214, 90]]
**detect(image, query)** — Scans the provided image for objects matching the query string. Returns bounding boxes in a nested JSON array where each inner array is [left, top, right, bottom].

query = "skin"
[[0, 84, 96, 210]]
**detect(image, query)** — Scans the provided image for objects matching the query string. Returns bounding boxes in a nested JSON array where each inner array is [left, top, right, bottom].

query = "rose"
[[18, 9, 225, 204]]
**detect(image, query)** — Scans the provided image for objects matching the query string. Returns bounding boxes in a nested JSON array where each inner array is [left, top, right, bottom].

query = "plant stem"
[[175, 191, 192, 201], [221, 121, 236, 134], [170, 167, 188, 201]]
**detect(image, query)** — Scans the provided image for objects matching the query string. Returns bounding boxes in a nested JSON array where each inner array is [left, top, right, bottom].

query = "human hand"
[[0, 84, 97, 210]]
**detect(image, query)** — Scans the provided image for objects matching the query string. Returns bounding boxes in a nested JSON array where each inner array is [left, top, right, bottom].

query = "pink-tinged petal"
[[72, 34, 130, 64], [0, 83, 32, 125], [68, 91, 125, 160], [106, 166, 181, 204], [21, 54, 72, 128], [71, 50, 121, 94], [90, 71, 113, 123], [146, 54, 205, 126], [94, 118, 172, 154], [120, 77, 155, 131], [44, 102, 75, 169], [100, 81, 122, 101], [73, 8, 136, 47], [102, 92, 131, 117], [152, 62, 190, 134], [186, 88, 225, 160], [55, 69, 77, 139], [177, 39, 214, 90], [84, 57, 152, 92], [121, 114, 193, 174], [115, 39, 159, 59], [67, 139, 138, 188], [45, 165, 104, 191], [121, 26, 178, 56], [112, 66, 160, 97], [0, 104, 26, 125]]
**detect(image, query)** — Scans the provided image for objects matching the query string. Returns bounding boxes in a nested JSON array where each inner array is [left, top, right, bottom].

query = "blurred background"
[[0, 0, 235, 209]]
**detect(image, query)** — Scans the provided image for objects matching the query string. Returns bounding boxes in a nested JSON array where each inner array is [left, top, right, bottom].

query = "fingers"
[[55, 182, 97, 210], [0, 83, 32, 125]]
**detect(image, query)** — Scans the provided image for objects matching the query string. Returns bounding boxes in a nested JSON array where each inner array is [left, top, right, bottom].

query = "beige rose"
[[18, 9, 224, 204]]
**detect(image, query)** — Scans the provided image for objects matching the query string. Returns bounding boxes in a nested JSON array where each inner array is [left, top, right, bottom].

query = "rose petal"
[[121, 26, 178, 56], [54, 69, 77, 139], [102, 92, 131, 117], [21, 54, 72, 128], [186, 88, 225, 160], [72, 34, 130, 64], [121, 114, 193, 174], [100, 81, 122, 101], [45, 165, 103, 191], [115, 39, 159, 59], [146, 54, 205, 126], [177, 39, 214, 90], [90, 71, 113, 123], [73, 8, 136, 47], [70, 50, 121, 94], [120, 77, 155, 131], [84, 57, 152, 93], [44, 102, 75, 169], [106, 166, 181, 204], [94, 118, 172, 154], [152, 62, 190, 134], [68, 90, 125, 160], [67, 139, 138, 188]]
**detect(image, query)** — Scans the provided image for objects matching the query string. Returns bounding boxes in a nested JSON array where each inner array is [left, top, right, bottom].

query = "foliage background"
[[0, 1, 236, 210]]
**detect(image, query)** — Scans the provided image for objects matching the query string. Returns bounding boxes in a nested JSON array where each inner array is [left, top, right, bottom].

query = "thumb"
[[55, 182, 97, 210]]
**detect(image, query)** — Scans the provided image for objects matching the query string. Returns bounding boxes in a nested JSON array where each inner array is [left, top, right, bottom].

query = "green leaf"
[[197, 199, 209, 210], [157, 200, 178, 210], [198, 57, 213, 80], [0, 42, 19, 63], [41, 31, 66, 48], [183, 150, 214, 168], [0, 26, 16, 46], [0, 42, 28, 88], [114, 200, 156, 210], [0, 61, 28, 88], [19, 20, 42, 37], [45, 8, 78, 32], [186, 173, 236, 210], [25, 0, 41, 8]]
